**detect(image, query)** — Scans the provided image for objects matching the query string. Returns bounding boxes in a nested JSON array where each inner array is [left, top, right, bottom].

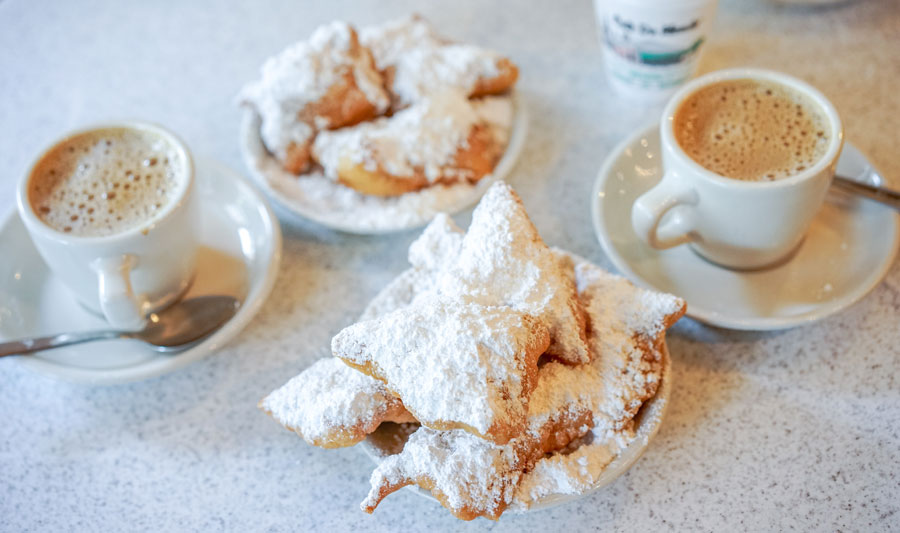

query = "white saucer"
[[239, 94, 528, 234], [592, 125, 900, 330], [0, 158, 282, 384]]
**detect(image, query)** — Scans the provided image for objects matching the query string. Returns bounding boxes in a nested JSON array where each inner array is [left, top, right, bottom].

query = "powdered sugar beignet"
[[312, 91, 504, 197], [240, 21, 389, 174], [259, 358, 414, 449], [333, 295, 550, 445], [421, 182, 591, 364], [361, 255, 686, 520]]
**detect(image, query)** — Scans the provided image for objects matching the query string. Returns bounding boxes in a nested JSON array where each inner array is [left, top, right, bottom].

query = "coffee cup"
[[16, 122, 197, 330], [631, 68, 843, 269]]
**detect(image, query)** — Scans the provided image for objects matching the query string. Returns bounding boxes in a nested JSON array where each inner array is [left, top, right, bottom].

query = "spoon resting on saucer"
[[832, 174, 900, 211], [0, 295, 240, 357]]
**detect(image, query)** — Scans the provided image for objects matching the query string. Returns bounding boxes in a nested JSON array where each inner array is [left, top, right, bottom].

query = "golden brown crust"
[[297, 45, 384, 130], [333, 124, 502, 197], [335, 159, 430, 197], [282, 140, 313, 174], [277, 27, 386, 175], [471, 58, 519, 98]]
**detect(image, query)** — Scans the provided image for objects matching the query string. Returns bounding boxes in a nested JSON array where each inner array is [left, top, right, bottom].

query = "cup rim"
[[660, 67, 844, 189], [16, 121, 194, 244]]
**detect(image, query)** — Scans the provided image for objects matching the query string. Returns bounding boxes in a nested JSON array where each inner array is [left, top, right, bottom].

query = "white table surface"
[[2, 0, 899, 530]]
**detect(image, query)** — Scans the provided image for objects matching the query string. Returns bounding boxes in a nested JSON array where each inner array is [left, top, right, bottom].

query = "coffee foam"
[[674, 79, 830, 182], [28, 128, 182, 237]]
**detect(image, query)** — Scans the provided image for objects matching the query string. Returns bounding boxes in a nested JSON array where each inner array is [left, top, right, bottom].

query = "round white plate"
[[592, 125, 900, 330], [239, 94, 528, 234], [0, 158, 282, 384], [359, 345, 671, 512]]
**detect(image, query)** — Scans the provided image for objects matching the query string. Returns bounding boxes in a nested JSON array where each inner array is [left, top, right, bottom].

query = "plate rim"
[[239, 92, 529, 234], [591, 124, 900, 331], [5, 158, 283, 384]]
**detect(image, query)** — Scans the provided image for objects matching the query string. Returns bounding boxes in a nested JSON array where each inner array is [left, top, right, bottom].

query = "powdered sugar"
[[388, 45, 503, 106], [419, 182, 590, 364], [361, 184, 593, 368], [573, 258, 684, 422], [239, 21, 389, 159], [360, 15, 445, 71], [511, 432, 620, 505], [361, 16, 505, 106], [407, 213, 464, 272], [510, 256, 682, 506], [363, 427, 525, 519], [359, 267, 432, 321], [260, 358, 411, 448], [575, 260, 685, 340], [332, 295, 549, 441], [313, 90, 479, 182]]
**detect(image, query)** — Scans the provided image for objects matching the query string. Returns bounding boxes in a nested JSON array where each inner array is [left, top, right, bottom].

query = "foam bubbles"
[[28, 128, 181, 236], [674, 79, 830, 182]]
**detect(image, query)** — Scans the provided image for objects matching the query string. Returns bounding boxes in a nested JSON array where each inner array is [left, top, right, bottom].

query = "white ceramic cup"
[[631, 68, 843, 270], [16, 122, 197, 330]]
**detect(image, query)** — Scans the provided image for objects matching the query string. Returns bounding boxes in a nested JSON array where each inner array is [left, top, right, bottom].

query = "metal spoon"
[[832, 173, 900, 211], [0, 295, 240, 357]]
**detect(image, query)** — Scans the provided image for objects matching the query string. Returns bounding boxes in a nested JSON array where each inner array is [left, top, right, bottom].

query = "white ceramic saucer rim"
[[239, 92, 528, 234], [591, 124, 900, 330], [7, 160, 283, 384]]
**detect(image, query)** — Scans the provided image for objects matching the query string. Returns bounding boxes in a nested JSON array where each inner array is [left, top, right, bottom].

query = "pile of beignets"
[[240, 16, 518, 197], [260, 182, 686, 520]]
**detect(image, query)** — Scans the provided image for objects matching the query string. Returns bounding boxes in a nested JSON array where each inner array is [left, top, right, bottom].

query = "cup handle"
[[91, 255, 145, 330], [631, 173, 699, 249]]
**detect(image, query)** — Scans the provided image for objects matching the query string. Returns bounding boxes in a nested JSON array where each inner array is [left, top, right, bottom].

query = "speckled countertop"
[[1, 0, 898, 530]]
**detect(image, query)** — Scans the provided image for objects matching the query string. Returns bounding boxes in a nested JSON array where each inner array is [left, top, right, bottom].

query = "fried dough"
[[240, 21, 390, 174], [333, 296, 550, 445], [361, 257, 686, 520], [259, 358, 415, 449]]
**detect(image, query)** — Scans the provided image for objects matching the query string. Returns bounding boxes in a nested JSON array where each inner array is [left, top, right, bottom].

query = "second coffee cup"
[[631, 68, 843, 270]]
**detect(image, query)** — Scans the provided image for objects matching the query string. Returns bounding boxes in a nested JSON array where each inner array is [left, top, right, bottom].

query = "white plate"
[[592, 124, 900, 330], [0, 158, 282, 384], [239, 94, 528, 234], [359, 345, 671, 512]]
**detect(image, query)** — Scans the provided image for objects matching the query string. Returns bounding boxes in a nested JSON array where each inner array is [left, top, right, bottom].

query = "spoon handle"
[[0, 330, 122, 357], [833, 175, 900, 211]]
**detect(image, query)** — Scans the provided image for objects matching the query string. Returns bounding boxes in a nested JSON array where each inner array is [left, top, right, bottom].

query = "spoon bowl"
[[133, 296, 241, 351]]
